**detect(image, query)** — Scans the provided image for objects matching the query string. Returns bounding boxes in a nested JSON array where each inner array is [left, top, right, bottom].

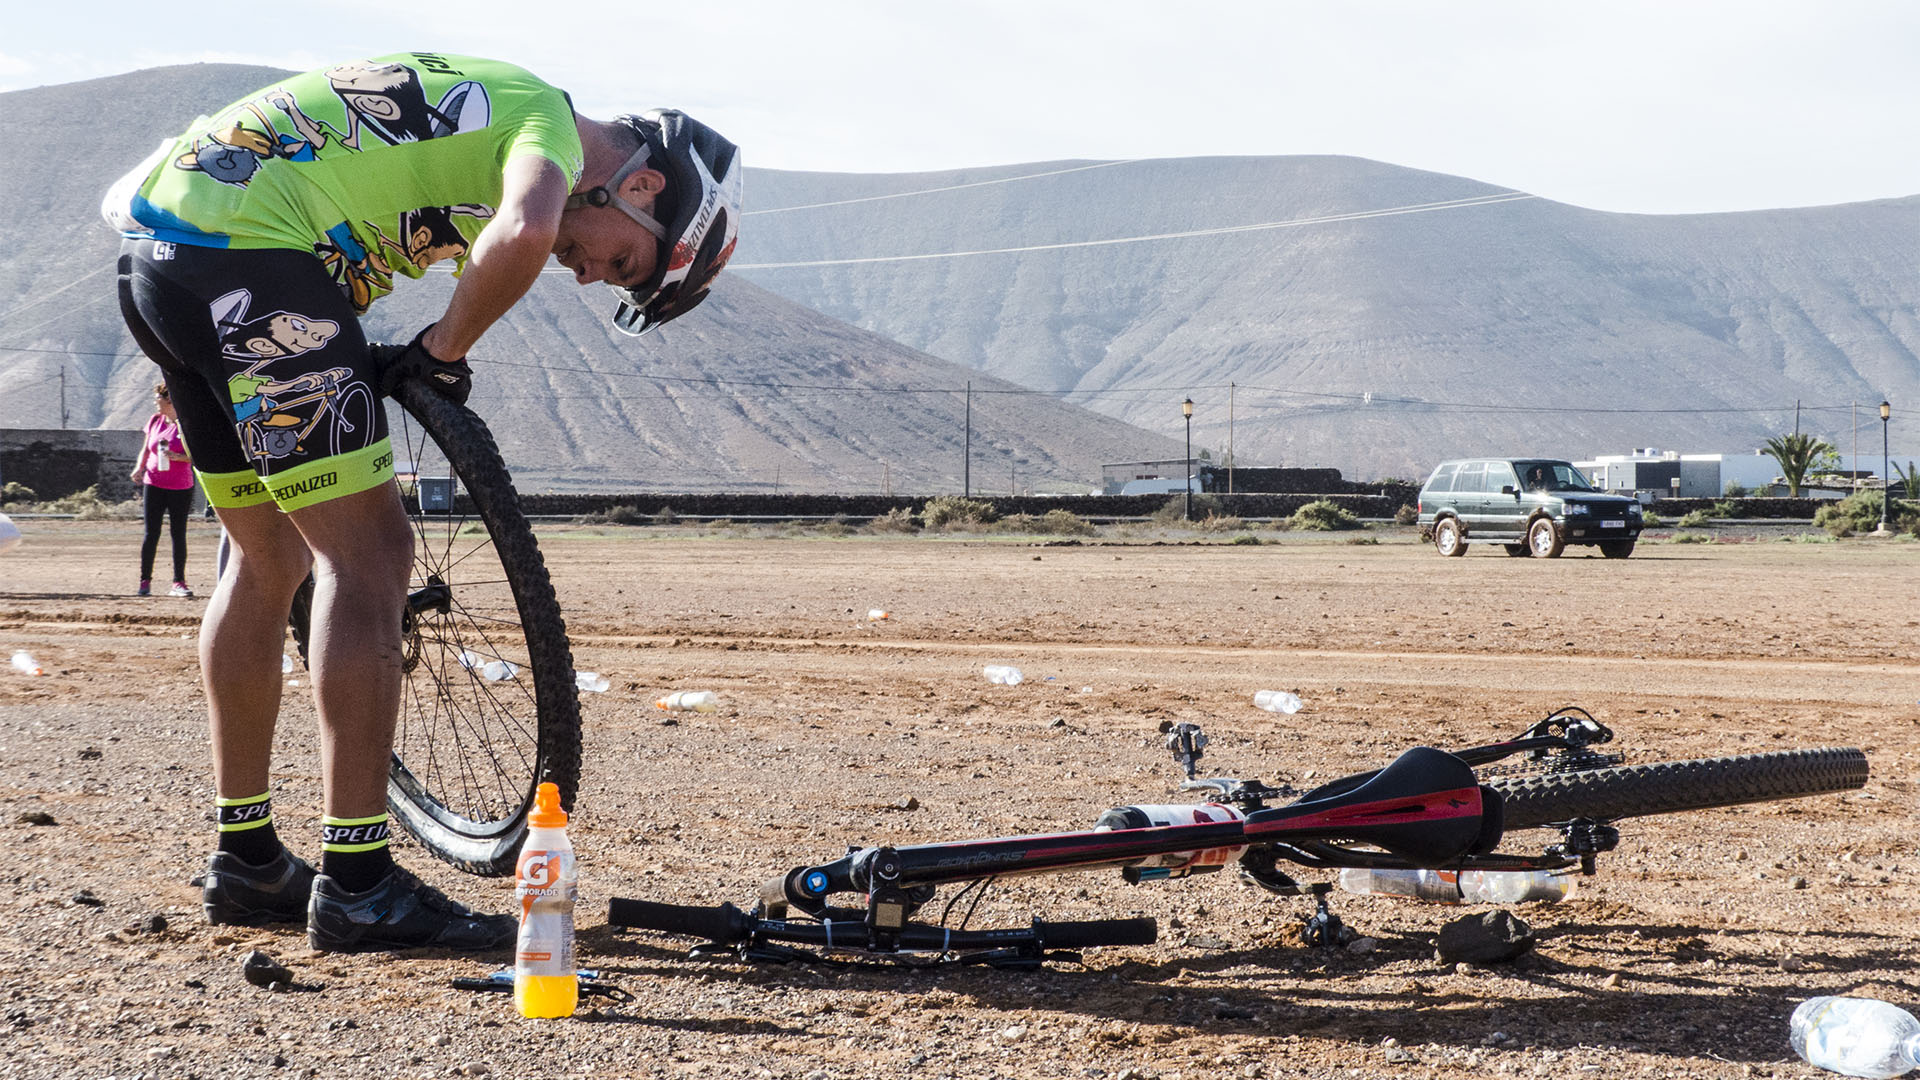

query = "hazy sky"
[[6, 1, 1916, 215]]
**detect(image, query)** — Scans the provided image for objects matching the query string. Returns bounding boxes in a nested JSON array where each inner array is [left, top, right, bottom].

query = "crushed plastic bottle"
[[983, 665, 1024, 685], [1338, 867, 1575, 905], [574, 672, 610, 693], [10, 651, 45, 677], [1791, 997, 1920, 1079], [866, 609, 891, 621], [1253, 689, 1303, 714], [458, 650, 518, 681], [281, 654, 296, 674], [655, 690, 718, 712]]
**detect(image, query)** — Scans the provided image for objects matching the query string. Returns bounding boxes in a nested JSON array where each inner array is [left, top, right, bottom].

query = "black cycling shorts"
[[117, 238, 394, 512]]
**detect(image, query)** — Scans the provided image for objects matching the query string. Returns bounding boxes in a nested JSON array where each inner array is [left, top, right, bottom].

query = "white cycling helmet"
[[566, 109, 741, 337]]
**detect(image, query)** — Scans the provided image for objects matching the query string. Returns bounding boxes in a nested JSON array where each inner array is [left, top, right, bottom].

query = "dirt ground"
[[1, 518, 1916, 1080]]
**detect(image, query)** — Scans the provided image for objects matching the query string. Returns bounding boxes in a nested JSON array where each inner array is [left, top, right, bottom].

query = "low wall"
[[0, 429, 145, 502]]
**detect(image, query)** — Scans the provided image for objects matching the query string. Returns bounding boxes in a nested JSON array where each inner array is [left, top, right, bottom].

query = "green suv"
[[1417, 458, 1643, 558]]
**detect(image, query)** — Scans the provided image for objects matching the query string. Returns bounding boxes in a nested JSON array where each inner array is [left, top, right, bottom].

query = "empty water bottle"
[[656, 690, 718, 712], [1791, 997, 1920, 1079], [10, 651, 45, 677], [574, 671, 610, 693], [1253, 689, 1302, 714], [281, 654, 296, 674], [866, 609, 891, 621], [1337, 867, 1574, 905], [1457, 869, 1575, 904], [983, 665, 1024, 686], [1338, 867, 1462, 903]]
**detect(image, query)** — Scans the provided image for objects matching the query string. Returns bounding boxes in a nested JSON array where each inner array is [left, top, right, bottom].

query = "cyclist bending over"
[[104, 52, 740, 952]]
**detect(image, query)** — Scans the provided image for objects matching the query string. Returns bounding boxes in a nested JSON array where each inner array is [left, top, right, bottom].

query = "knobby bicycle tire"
[[387, 382, 581, 875], [1487, 747, 1867, 830], [290, 383, 581, 875]]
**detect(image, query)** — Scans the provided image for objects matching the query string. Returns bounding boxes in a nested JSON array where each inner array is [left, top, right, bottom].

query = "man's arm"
[[421, 154, 568, 361]]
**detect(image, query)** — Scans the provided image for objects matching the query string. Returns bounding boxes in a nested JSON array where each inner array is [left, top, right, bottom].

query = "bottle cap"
[[528, 781, 568, 827]]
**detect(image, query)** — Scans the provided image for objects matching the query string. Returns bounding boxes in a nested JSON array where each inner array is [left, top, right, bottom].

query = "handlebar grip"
[[1033, 917, 1158, 949], [607, 898, 750, 942]]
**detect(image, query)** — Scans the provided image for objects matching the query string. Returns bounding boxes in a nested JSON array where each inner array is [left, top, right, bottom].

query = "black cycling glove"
[[372, 324, 473, 405]]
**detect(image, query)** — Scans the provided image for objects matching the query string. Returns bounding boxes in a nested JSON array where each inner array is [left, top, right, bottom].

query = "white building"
[[1576, 448, 1912, 499]]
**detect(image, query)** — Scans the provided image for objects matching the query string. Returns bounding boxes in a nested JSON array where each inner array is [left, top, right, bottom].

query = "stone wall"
[[0, 429, 144, 502]]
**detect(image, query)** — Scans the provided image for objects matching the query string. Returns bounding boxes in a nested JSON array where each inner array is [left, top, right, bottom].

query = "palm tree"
[[1762, 432, 1838, 497], [1894, 460, 1920, 501]]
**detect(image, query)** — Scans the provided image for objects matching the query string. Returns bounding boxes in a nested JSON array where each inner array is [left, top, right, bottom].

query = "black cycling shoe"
[[202, 848, 318, 926], [307, 866, 516, 953]]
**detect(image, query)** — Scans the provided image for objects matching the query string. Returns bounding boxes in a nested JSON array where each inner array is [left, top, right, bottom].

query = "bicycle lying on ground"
[[608, 709, 1867, 969], [289, 377, 582, 876]]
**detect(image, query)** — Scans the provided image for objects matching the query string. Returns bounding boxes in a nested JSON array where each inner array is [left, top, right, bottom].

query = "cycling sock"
[[321, 813, 395, 893], [215, 793, 282, 866]]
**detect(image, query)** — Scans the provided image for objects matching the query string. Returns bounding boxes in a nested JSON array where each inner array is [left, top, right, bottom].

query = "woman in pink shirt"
[[130, 382, 196, 597]]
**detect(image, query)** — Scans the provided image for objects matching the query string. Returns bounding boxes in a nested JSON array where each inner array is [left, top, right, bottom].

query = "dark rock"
[[140, 913, 169, 934], [1435, 910, 1535, 964], [16, 812, 56, 826], [69, 889, 104, 907], [241, 950, 293, 989]]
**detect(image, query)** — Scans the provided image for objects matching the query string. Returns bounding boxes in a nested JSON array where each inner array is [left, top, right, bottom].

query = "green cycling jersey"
[[103, 52, 584, 312]]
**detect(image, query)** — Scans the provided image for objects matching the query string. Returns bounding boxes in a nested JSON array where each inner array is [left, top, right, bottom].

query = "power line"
[[0, 348, 1889, 427], [729, 192, 1537, 270]]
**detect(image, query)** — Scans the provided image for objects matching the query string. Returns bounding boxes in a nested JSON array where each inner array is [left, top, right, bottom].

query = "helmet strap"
[[563, 142, 668, 241]]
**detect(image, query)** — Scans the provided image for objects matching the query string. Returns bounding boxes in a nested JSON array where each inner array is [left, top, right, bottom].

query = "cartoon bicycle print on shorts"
[[211, 289, 378, 463]]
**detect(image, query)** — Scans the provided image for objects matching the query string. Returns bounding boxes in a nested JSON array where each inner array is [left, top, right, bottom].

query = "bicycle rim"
[[1488, 748, 1867, 830], [383, 382, 582, 875]]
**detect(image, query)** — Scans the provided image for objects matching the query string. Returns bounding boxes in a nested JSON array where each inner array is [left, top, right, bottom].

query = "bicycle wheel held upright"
[[292, 382, 581, 875], [387, 381, 581, 875]]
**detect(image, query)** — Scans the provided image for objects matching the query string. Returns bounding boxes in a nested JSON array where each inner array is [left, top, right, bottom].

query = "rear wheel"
[[1488, 748, 1868, 829], [1434, 518, 1466, 557], [291, 381, 581, 875], [1527, 518, 1564, 558], [1599, 539, 1635, 559]]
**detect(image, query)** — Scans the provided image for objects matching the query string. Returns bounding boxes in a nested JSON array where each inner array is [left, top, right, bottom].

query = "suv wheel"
[[1527, 518, 1564, 558], [1599, 539, 1635, 559], [1434, 518, 1466, 557]]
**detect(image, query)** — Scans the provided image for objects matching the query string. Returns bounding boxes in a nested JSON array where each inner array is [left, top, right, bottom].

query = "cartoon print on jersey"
[[325, 60, 491, 150], [208, 290, 363, 462], [313, 221, 395, 314], [373, 204, 496, 269], [172, 96, 332, 188]]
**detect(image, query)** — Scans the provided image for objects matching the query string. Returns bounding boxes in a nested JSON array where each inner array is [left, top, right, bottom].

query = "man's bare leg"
[[202, 502, 313, 799], [284, 482, 414, 820]]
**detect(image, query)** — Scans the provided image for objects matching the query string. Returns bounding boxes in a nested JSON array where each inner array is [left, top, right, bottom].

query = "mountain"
[[0, 65, 1180, 493], [740, 159, 1920, 479]]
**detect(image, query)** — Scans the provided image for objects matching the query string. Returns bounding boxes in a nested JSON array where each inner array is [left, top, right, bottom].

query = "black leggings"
[[140, 485, 193, 583]]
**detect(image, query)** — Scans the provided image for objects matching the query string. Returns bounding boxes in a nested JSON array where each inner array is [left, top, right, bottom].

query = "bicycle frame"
[[613, 708, 1863, 967]]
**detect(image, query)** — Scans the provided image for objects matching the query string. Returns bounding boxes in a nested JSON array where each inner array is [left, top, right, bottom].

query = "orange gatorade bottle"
[[515, 783, 577, 1018]]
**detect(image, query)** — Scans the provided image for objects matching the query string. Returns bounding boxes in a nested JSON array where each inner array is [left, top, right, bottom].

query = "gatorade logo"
[[517, 850, 562, 889]]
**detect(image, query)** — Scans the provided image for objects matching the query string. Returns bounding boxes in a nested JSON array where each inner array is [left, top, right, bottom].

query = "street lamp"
[[1878, 400, 1892, 535], [1182, 398, 1195, 522]]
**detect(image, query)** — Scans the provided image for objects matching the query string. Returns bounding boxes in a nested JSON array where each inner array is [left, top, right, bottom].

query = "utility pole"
[[883, 463, 891, 498], [1227, 382, 1235, 495], [59, 365, 69, 429], [963, 381, 971, 497], [1794, 399, 1801, 436]]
